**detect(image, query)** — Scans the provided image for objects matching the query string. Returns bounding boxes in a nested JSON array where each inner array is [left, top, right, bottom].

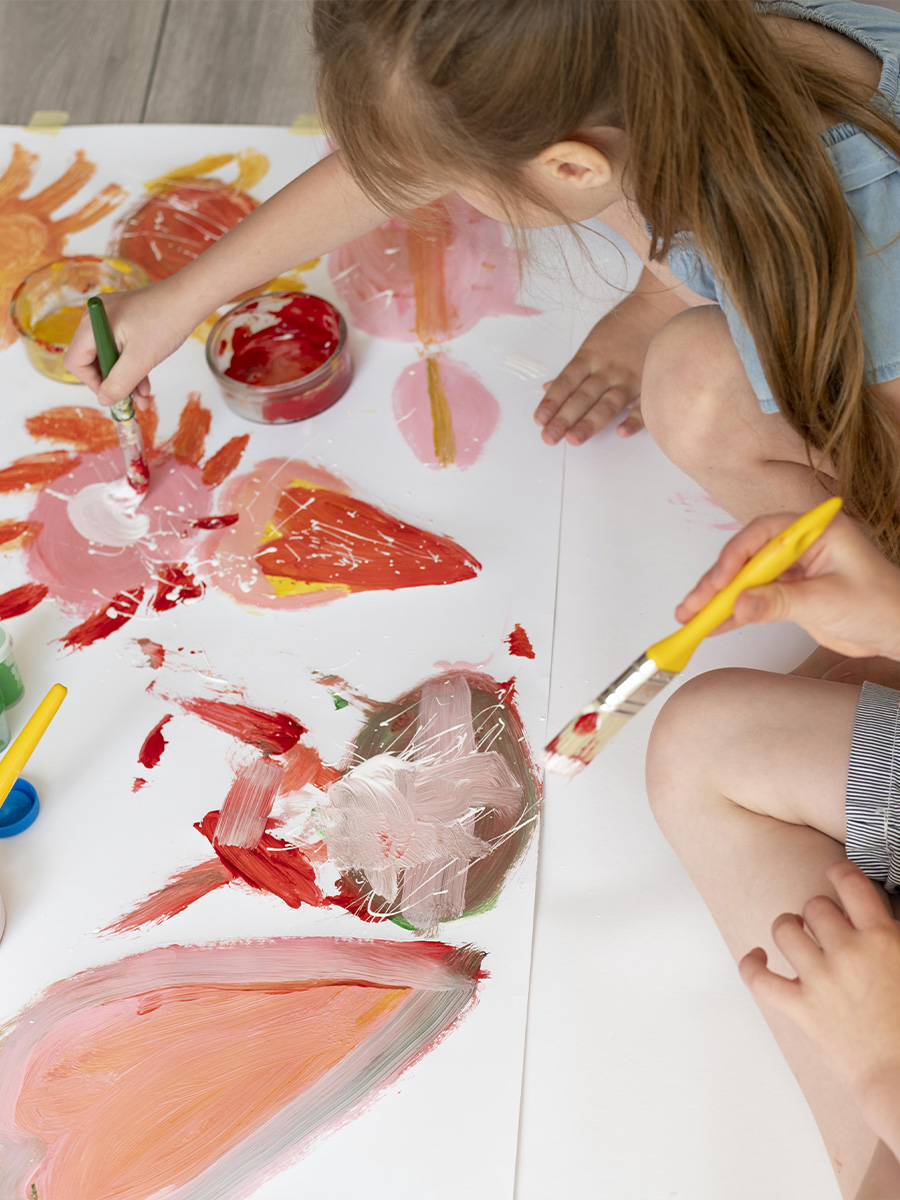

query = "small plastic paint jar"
[[0, 707, 10, 754], [0, 626, 24, 709], [206, 291, 353, 424], [11, 255, 149, 383]]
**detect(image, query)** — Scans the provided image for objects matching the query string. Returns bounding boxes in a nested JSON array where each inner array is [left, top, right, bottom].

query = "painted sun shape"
[[0, 938, 484, 1200], [329, 194, 538, 470], [0, 143, 126, 348], [0, 397, 481, 645], [110, 151, 319, 339]]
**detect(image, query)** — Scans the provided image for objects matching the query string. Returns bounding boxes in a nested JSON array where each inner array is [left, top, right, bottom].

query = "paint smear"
[[214, 757, 284, 848], [669, 490, 742, 532], [0, 452, 81, 493], [198, 458, 481, 610], [0, 582, 48, 620], [58, 586, 144, 650], [25, 406, 118, 453], [0, 939, 483, 1200], [319, 670, 541, 930], [0, 143, 126, 349], [506, 624, 535, 659], [151, 563, 204, 613], [328, 194, 535, 344], [138, 714, 173, 771], [0, 520, 40, 550], [202, 434, 249, 487], [103, 859, 234, 933], [196, 812, 324, 908], [279, 742, 341, 796], [135, 638, 166, 669], [393, 354, 499, 470], [164, 694, 305, 756], [170, 393, 211, 465]]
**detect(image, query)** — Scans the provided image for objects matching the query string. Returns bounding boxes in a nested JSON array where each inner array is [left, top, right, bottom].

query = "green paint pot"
[[0, 625, 24, 708]]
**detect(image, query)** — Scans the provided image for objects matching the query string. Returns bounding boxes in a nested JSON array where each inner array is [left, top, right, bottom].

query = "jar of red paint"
[[205, 292, 353, 424]]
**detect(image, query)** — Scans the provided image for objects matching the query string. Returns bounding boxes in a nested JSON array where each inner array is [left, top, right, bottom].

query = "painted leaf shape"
[[392, 355, 500, 470], [0, 938, 483, 1200], [254, 481, 481, 592]]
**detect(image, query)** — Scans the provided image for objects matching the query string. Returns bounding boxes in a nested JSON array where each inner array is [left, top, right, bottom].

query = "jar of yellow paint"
[[10, 256, 149, 383]]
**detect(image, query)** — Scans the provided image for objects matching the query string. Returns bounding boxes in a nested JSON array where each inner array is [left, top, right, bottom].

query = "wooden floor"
[[0, 0, 318, 126], [3, 0, 900, 128]]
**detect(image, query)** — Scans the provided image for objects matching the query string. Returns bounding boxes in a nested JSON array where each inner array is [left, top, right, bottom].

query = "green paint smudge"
[[330, 693, 349, 710], [30, 1186, 38, 1200]]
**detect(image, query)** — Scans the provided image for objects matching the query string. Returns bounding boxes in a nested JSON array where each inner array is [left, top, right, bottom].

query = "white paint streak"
[[502, 353, 547, 380], [67, 480, 150, 547]]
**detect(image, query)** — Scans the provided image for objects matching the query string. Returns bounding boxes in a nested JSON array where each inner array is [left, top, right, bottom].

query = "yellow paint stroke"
[[265, 576, 349, 598], [427, 355, 456, 467], [289, 113, 324, 136], [143, 148, 269, 195], [408, 201, 456, 344]]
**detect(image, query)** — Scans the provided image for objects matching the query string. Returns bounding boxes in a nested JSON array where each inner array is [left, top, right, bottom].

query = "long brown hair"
[[313, 0, 900, 560]]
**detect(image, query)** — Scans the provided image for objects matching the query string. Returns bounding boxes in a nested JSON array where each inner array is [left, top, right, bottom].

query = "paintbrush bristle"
[[544, 654, 676, 777]]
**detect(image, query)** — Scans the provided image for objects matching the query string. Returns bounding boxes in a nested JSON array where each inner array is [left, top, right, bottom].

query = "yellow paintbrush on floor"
[[0, 684, 67, 835], [544, 497, 842, 777]]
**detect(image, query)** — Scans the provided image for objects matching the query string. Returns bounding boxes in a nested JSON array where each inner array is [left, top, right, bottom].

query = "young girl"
[[65, 1, 900, 563], [647, 510, 900, 1198]]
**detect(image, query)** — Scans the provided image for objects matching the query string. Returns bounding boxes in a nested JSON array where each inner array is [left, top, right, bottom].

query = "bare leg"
[[640, 306, 834, 522], [646, 667, 895, 1197]]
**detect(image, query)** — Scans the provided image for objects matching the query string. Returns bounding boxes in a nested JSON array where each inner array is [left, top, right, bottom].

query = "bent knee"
[[640, 306, 743, 462], [646, 667, 756, 827]]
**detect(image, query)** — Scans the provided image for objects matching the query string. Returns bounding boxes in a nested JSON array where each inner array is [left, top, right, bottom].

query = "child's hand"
[[64, 279, 200, 409], [676, 511, 900, 662], [535, 290, 662, 445], [739, 861, 900, 1146]]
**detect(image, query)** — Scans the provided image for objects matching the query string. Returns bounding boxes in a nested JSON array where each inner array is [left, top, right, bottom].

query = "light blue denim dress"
[[665, 0, 900, 412]]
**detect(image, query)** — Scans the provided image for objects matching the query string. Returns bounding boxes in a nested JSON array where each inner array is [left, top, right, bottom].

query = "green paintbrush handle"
[[87, 296, 134, 422]]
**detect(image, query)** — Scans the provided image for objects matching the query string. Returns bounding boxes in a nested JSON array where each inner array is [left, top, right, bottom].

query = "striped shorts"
[[846, 681, 900, 893]]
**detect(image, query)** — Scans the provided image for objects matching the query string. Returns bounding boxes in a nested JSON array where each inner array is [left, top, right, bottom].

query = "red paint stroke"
[[25, 406, 118, 452], [0, 451, 80, 493], [312, 672, 381, 715], [170, 393, 211, 466], [506, 623, 535, 659], [59, 586, 144, 650], [573, 712, 598, 735], [225, 295, 340, 387], [192, 513, 239, 530], [279, 743, 340, 797], [0, 520, 40, 550], [197, 811, 325, 909], [201, 433, 249, 487], [0, 582, 48, 619], [135, 638, 166, 669], [103, 858, 234, 933], [138, 714, 173, 770], [255, 483, 482, 590], [329, 880, 393, 923], [151, 562, 204, 613], [169, 695, 305, 755], [132, 778, 147, 793], [114, 181, 257, 282]]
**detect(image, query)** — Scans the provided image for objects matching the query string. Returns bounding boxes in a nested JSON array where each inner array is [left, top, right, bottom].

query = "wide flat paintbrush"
[[87, 295, 150, 495], [544, 496, 843, 777]]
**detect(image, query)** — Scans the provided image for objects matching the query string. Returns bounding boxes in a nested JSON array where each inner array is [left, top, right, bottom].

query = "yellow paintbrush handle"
[[0, 683, 67, 807], [647, 497, 842, 674]]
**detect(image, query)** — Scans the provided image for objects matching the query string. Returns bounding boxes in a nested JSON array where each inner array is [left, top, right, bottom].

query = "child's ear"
[[536, 140, 613, 190]]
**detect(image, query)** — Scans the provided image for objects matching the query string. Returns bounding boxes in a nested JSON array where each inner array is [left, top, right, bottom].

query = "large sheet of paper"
[[0, 125, 588, 1200]]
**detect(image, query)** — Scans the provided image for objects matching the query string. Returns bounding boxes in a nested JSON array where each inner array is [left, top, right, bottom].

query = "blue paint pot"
[[0, 779, 39, 837]]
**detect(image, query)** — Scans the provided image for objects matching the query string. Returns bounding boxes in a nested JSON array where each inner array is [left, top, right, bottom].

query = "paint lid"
[[0, 779, 39, 837], [0, 624, 11, 661]]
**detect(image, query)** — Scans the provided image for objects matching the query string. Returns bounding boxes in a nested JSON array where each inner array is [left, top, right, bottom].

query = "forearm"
[[166, 151, 402, 324], [855, 1139, 900, 1199]]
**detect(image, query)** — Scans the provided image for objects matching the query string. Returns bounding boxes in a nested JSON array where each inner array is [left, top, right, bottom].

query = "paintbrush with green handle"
[[87, 295, 150, 495], [545, 496, 843, 777]]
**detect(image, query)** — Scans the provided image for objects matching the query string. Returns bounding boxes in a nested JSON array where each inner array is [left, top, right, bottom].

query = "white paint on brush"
[[67, 480, 150, 547]]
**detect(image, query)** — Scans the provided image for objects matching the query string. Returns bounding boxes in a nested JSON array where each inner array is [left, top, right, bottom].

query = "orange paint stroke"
[[202, 433, 250, 487], [0, 519, 40, 550], [25, 406, 117, 452], [171, 393, 211, 465], [426, 355, 456, 466], [101, 859, 234, 934], [0, 451, 80, 493], [0, 145, 126, 348], [408, 202, 456, 343], [279, 742, 340, 797]]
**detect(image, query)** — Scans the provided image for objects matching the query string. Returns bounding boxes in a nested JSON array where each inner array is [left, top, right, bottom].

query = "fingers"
[[827, 860, 896, 931], [738, 946, 801, 1011], [63, 315, 104, 392], [800, 893, 854, 951], [616, 396, 644, 438], [563, 386, 634, 445], [772, 911, 824, 975]]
